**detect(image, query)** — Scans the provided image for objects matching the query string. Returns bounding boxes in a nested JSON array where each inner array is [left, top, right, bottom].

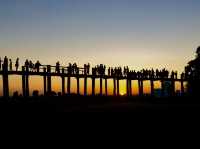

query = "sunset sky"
[[0, 0, 199, 95]]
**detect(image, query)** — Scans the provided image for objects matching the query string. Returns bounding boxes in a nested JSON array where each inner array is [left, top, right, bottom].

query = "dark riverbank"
[[0, 95, 200, 112]]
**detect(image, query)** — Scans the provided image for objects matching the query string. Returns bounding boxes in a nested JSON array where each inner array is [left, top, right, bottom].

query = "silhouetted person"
[[84, 64, 87, 75], [25, 59, 29, 71], [56, 61, 60, 73], [68, 63, 72, 74], [171, 71, 174, 79], [87, 63, 90, 74], [29, 60, 34, 72], [35, 61, 41, 72], [72, 63, 78, 74], [3, 56, 8, 71], [15, 58, 19, 71], [76, 66, 79, 75], [174, 71, 178, 79], [9, 59, 12, 71], [181, 72, 185, 79]]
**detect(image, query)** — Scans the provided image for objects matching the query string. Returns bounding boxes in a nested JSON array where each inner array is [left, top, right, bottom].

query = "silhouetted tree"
[[185, 46, 200, 96]]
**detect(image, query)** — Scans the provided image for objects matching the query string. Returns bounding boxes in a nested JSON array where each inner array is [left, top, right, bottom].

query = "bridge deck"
[[0, 71, 187, 81]]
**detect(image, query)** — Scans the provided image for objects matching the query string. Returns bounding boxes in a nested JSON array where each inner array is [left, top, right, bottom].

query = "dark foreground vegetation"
[[0, 95, 200, 112]]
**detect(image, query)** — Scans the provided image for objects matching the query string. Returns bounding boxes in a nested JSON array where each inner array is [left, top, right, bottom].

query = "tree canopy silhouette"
[[185, 46, 200, 96]]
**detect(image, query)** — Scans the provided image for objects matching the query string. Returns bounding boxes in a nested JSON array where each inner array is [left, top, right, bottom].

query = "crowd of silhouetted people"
[[127, 68, 178, 79], [0, 56, 183, 79], [92, 64, 106, 76], [24, 59, 41, 72], [0, 56, 43, 72], [0, 56, 19, 71]]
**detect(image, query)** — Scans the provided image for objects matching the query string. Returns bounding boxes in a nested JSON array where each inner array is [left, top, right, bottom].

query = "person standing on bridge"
[[3, 56, 8, 71], [35, 61, 41, 73], [9, 59, 12, 71], [15, 58, 19, 71], [29, 60, 34, 72], [56, 61, 60, 73], [174, 71, 178, 79], [171, 71, 175, 79], [25, 59, 29, 71]]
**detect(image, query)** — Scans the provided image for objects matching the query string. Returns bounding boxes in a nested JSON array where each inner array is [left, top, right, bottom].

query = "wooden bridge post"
[[141, 80, 144, 96], [117, 78, 120, 96], [92, 77, 95, 96], [171, 79, 175, 96], [43, 67, 47, 96], [25, 66, 29, 97], [150, 80, 154, 96], [113, 78, 116, 96], [100, 77, 103, 96], [181, 80, 184, 95], [171, 78, 175, 96], [138, 80, 140, 96], [139, 80, 143, 96], [105, 78, 108, 96], [129, 80, 132, 96], [61, 68, 65, 95], [47, 65, 52, 94], [77, 77, 80, 95], [161, 80, 165, 97], [84, 77, 87, 96], [67, 76, 71, 95], [2, 64, 9, 97], [22, 66, 26, 97], [126, 79, 129, 96]]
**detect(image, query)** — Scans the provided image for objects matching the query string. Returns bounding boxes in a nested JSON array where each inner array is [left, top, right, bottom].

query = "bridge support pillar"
[[130, 80, 132, 96], [22, 66, 26, 97], [25, 66, 29, 97], [92, 77, 95, 96], [181, 80, 184, 95], [171, 80, 175, 96], [126, 79, 129, 96], [3, 73, 9, 97], [43, 68, 47, 96], [84, 77, 87, 96], [139, 80, 143, 96], [150, 80, 154, 96], [77, 77, 80, 95], [117, 78, 120, 96], [47, 65, 52, 94], [61, 68, 65, 95], [113, 78, 116, 96], [100, 77, 103, 96], [67, 76, 71, 95], [161, 80, 165, 97], [105, 78, 108, 96], [2, 64, 9, 97]]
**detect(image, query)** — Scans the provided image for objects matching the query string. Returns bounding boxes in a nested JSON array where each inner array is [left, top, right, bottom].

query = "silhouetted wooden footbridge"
[[0, 63, 187, 97]]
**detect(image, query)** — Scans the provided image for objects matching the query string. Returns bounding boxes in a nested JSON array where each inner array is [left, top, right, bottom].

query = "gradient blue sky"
[[0, 0, 200, 73]]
